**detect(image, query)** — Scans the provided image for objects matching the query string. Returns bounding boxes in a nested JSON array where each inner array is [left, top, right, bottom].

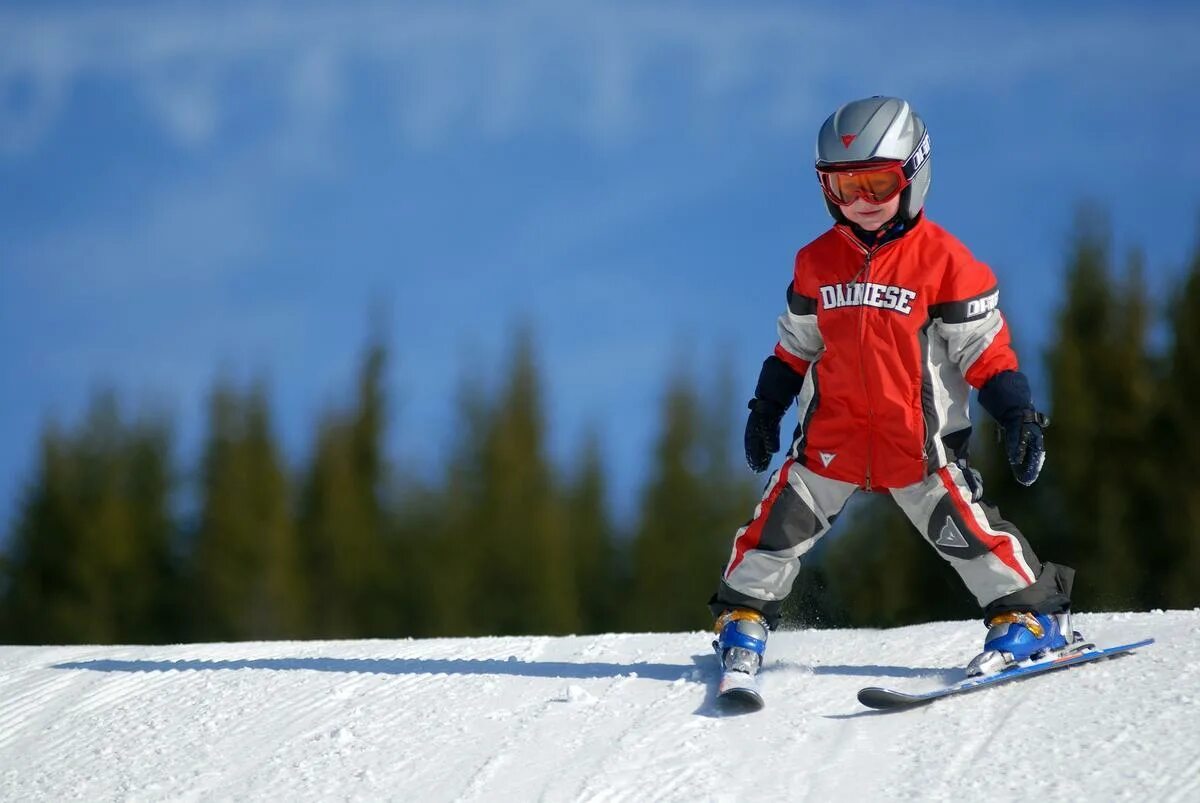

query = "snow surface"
[[2, 611, 1197, 801]]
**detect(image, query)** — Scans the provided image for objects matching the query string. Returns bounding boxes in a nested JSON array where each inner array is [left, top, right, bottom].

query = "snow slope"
[[1, 611, 1196, 802]]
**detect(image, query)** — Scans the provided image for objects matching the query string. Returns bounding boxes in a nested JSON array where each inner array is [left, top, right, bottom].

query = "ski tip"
[[718, 687, 765, 713], [857, 686, 921, 710], [856, 687, 884, 708]]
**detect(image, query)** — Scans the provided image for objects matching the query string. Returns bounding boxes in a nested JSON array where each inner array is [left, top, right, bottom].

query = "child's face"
[[841, 195, 901, 231]]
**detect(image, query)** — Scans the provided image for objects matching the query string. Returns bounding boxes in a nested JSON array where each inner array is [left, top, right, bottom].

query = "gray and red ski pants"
[[710, 459, 1073, 627]]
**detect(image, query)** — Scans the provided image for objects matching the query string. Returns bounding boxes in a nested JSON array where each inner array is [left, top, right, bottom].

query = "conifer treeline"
[[2, 221, 1199, 644]]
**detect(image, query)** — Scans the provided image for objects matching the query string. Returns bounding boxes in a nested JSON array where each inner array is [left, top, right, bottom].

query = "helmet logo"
[[840, 134, 856, 148]]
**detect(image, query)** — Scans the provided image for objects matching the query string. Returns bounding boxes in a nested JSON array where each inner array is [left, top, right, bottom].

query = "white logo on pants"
[[936, 517, 969, 548]]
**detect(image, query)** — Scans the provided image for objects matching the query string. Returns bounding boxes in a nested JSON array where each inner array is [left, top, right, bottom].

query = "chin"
[[847, 207, 895, 230]]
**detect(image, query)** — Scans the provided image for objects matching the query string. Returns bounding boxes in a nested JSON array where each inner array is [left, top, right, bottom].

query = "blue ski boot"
[[966, 610, 1078, 676], [713, 608, 768, 706], [713, 608, 768, 674]]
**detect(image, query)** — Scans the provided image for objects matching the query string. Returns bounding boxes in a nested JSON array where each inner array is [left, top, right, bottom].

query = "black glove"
[[998, 409, 1049, 486], [979, 370, 1049, 486], [743, 355, 807, 473], [745, 398, 788, 473]]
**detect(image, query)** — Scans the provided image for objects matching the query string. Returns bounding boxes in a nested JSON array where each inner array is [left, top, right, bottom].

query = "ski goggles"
[[817, 130, 931, 206], [817, 161, 909, 206]]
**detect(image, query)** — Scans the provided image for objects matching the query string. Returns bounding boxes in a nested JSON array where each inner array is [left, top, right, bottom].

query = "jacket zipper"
[[857, 249, 875, 492], [836, 224, 915, 491], [839, 227, 902, 492]]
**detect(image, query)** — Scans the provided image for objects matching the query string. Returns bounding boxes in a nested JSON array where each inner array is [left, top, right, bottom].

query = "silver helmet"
[[815, 96, 931, 222]]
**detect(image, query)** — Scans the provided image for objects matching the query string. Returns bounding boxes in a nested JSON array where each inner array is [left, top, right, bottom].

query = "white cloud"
[[0, 22, 72, 154], [0, 2, 1195, 155], [140, 60, 222, 148]]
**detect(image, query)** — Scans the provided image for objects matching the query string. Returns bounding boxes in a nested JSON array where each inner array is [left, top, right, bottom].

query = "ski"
[[857, 637, 1155, 711], [717, 669, 764, 711]]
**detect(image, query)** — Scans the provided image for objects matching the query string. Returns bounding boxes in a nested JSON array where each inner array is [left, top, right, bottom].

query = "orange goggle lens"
[[818, 164, 907, 206]]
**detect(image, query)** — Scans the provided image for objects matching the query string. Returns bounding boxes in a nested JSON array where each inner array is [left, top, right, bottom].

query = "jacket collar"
[[838, 211, 924, 251]]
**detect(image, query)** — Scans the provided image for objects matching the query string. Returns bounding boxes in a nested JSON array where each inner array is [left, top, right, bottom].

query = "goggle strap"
[[901, 130, 931, 181]]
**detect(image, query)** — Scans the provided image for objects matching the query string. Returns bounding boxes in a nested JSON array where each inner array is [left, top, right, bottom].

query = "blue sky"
[[2, 1, 1199, 528]]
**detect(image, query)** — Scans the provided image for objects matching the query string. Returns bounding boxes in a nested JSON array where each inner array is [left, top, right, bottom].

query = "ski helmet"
[[815, 96, 931, 223]]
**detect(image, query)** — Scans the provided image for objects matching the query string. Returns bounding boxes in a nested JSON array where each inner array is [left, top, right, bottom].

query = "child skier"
[[711, 96, 1076, 686]]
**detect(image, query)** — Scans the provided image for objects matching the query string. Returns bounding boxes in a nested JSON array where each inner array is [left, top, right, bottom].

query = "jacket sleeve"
[[932, 252, 1018, 389], [773, 252, 825, 375]]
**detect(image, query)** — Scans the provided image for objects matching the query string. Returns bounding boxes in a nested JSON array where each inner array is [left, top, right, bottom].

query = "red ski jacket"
[[774, 216, 1017, 490]]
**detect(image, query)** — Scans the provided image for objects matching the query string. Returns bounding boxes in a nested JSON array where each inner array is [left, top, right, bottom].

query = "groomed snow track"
[[1, 611, 1196, 801]]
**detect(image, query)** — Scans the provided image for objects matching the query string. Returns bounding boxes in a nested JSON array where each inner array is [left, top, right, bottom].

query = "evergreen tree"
[[626, 373, 702, 632], [0, 393, 175, 644], [3, 425, 86, 642], [565, 429, 620, 634], [424, 375, 493, 636], [700, 357, 761, 569], [626, 368, 745, 632], [297, 342, 394, 638], [1045, 210, 1159, 610], [189, 381, 304, 641], [388, 476, 447, 638], [1159, 231, 1200, 607], [116, 412, 179, 641], [446, 328, 579, 636]]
